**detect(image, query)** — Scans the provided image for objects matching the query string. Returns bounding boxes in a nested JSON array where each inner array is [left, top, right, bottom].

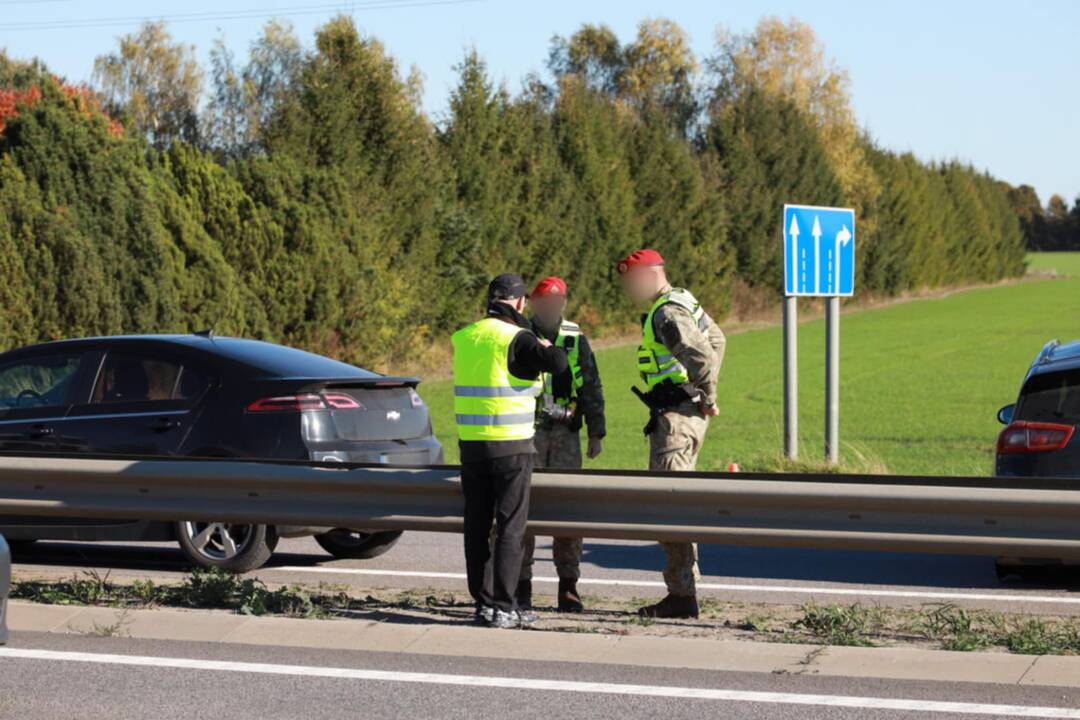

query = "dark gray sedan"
[[0, 334, 442, 572]]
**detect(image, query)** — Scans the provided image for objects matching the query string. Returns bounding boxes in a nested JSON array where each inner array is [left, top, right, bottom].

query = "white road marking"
[[0, 647, 1077, 717], [272, 566, 1080, 606]]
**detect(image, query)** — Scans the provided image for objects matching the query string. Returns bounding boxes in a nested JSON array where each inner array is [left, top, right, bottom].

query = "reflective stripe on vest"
[[637, 288, 706, 389], [451, 317, 542, 441], [455, 412, 537, 426], [542, 320, 584, 406], [454, 385, 542, 398]]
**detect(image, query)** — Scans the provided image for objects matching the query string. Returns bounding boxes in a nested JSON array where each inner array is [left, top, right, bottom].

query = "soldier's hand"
[[538, 337, 553, 348], [587, 436, 603, 459], [701, 401, 720, 417]]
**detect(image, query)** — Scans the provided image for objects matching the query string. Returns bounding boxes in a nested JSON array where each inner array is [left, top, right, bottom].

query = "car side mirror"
[[997, 404, 1015, 425]]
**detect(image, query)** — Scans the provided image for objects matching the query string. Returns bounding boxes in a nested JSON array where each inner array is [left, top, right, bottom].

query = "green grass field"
[[1027, 252, 1080, 277], [421, 253, 1080, 476]]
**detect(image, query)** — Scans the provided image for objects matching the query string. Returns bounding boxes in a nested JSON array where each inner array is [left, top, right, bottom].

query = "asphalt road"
[[11, 531, 1080, 614], [3, 631, 1080, 720]]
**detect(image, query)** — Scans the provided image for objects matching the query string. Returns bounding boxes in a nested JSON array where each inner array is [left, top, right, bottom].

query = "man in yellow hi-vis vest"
[[452, 273, 569, 629], [617, 249, 726, 620]]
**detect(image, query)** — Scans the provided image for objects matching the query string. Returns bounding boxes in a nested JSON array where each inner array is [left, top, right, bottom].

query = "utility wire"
[[0, 0, 480, 30]]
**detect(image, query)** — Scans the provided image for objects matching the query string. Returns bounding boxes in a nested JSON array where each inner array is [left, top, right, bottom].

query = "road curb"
[[8, 601, 1080, 688]]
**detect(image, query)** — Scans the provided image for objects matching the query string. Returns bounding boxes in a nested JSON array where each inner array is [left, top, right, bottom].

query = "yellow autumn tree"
[[620, 18, 699, 134], [710, 17, 880, 222]]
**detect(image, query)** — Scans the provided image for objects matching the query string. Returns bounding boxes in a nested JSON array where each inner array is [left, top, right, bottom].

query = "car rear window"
[[210, 339, 378, 379], [1016, 369, 1080, 425]]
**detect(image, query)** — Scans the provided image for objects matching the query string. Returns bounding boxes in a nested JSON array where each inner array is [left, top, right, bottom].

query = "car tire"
[[315, 529, 402, 560], [6, 539, 36, 555], [175, 521, 276, 573]]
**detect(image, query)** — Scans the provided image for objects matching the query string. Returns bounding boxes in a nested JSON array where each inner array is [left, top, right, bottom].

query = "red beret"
[[531, 276, 567, 298], [616, 249, 665, 275]]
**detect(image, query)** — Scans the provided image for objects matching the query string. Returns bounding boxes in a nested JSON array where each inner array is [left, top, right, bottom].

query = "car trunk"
[[294, 378, 431, 443]]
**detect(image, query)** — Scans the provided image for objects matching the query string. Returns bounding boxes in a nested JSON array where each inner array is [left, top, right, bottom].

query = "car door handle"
[[27, 424, 53, 439], [150, 418, 180, 433]]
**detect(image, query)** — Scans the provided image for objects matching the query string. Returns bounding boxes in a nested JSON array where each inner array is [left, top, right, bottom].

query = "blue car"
[[995, 339, 1080, 576]]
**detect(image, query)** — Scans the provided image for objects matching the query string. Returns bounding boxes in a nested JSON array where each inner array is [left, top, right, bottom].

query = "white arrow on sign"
[[812, 216, 822, 293], [835, 224, 852, 294], [788, 214, 800, 293], [837, 225, 852, 246]]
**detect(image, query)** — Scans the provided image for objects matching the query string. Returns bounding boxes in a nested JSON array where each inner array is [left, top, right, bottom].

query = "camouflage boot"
[[637, 593, 698, 619], [557, 578, 584, 613]]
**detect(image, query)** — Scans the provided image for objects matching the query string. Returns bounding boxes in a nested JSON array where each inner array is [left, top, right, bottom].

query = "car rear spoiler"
[[297, 376, 422, 392], [1024, 339, 1060, 383]]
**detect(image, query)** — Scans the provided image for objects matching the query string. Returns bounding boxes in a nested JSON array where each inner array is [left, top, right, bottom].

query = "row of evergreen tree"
[[1005, 184, 1080, 252], [0, 16, 1028, 368]]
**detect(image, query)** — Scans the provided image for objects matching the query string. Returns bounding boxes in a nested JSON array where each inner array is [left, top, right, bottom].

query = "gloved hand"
[[587, 436, 603, 459]]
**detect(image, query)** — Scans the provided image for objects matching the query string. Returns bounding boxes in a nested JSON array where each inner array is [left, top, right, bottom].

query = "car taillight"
[[997, 421, 1075, 454], [323, 392, 362, 410], [246, 393, 363, 413]]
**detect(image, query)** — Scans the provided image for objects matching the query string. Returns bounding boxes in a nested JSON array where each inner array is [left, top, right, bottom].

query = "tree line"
[[1005, 184, 1080, 252], [0, 16, 1031, 368]]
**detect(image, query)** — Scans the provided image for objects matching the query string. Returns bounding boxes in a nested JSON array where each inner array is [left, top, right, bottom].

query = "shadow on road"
[[8, 541, 323, 573], [575, 541, 1079, 591], [12, 537, 1080, 593]]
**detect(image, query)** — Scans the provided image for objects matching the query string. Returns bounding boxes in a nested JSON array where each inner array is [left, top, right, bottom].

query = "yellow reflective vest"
[[452, 317, 542, 441], [636, 288, 707, 389]]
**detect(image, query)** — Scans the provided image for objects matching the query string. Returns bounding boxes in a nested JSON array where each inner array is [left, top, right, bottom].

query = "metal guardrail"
[[1, 453, 1079, 559]]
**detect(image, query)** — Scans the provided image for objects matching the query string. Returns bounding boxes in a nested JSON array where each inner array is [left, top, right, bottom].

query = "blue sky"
[[1, 0, 1077, 205]]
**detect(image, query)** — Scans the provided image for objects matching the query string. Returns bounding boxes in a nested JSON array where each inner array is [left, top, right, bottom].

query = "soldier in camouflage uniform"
[[616, 249, 725, 619], [516, 276, 605, 612]]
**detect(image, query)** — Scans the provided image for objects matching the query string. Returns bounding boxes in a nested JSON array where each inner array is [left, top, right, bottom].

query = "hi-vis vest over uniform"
[[541, 321, 584, 406], [637, 288, 712, 389], [452, 318, 543, 441]]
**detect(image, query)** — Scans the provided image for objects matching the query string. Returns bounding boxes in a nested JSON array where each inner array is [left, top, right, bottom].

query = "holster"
[[632, 381, 693, 436]]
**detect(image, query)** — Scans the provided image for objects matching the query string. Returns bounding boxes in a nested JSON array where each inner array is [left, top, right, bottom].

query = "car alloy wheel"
[[181, 521, 254, 561]]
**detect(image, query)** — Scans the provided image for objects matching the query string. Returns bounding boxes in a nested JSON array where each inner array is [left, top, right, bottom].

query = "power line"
[[0, 0, 480, 31]]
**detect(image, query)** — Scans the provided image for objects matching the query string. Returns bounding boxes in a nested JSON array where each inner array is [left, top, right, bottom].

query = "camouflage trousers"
[[649, 401, 708, 596], [520, 423, 583, 581]]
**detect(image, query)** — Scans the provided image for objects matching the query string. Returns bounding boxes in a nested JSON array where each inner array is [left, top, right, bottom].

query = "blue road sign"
[[783, 204, 856, 297]]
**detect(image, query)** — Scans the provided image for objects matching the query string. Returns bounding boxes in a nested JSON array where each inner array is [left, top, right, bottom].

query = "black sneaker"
[[474, 604, 494, 625]]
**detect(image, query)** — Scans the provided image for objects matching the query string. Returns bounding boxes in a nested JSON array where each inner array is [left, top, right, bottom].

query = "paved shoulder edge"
[[6, 601, 1075, 688]]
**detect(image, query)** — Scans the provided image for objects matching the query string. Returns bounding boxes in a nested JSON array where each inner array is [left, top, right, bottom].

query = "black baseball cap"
[[487, 273, 528, 301]]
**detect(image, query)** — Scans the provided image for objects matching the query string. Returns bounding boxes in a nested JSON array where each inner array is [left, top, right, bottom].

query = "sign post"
[[825, 296, 840, 463], [782, 204, 855, 464], [783, 296, 798, 459]]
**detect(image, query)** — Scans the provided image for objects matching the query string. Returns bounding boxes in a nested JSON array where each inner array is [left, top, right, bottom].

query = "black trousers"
[[461, 452, 533, 613]]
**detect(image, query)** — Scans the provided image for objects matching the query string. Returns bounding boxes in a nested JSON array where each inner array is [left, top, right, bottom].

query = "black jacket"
[[459, 302, 569, 463], [532, 317, 606, 439]]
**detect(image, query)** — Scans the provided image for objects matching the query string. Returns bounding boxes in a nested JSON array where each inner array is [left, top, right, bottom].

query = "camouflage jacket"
[[650, 286, 726, 407]]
